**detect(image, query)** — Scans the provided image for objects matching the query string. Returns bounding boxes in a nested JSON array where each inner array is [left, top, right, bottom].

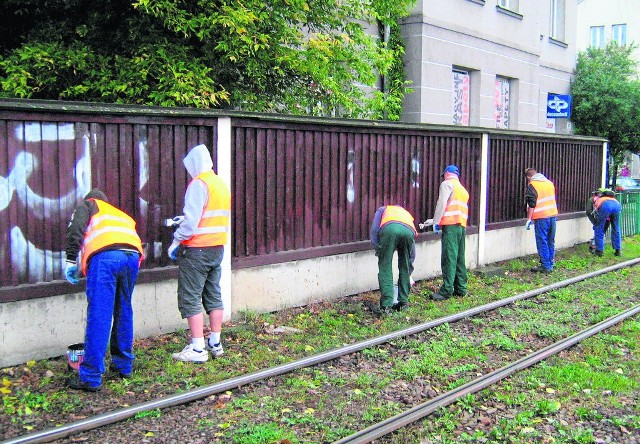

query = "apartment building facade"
[[577, 0, 639, 60], [400, 0, 576, 134], [577, 0, 639, 177]]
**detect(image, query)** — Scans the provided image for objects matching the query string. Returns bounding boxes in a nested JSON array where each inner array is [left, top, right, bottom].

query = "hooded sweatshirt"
[[173, 144, 216, 243]]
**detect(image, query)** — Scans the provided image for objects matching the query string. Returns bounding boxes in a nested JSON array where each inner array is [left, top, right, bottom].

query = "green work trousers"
[[377, 223, 415, 308], [439, 224, 467, 297]]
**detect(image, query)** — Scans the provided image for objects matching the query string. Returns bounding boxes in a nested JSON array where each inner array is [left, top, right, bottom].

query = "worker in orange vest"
[[427, 165, 469, 301], [168, 144, 231, 363], [592, 188, 621, 257], [370, 205, 417, 314], [525, 168, 558, 273], [65, 188, 144, 391]]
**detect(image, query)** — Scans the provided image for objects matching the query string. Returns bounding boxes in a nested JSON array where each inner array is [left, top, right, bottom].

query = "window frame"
[[590, 25, 605, 48], [612, 23, 627, 46], [497, 0, 519, 12], [550, 0, 566, 42], [494, 76, 511, 130], [452, 69, 471, 127]]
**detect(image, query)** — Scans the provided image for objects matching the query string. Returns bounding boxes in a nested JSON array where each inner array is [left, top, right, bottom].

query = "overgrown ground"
[[1, 238, 639, 443]]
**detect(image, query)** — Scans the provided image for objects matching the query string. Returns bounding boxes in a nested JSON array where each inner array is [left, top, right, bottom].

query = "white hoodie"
[[174, 144, 214, 243]]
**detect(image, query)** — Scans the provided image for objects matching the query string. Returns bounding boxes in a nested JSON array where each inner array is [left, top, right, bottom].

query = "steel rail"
[[334, 303, 640, 444], [4, 258, 639, 444]]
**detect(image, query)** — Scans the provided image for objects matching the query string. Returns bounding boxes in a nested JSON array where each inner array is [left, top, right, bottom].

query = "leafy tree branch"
[[0, 0, 416, 120], [571, 42, 640, 185]]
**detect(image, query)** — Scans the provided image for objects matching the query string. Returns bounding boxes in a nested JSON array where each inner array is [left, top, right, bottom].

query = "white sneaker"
[[172, 344, 208, 363], [207, 340, 224, 358]]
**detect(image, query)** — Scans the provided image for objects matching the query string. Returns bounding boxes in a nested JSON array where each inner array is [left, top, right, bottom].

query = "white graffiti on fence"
[[21, 122, 76, 142], [346, 150, 355, 204], [10, 226, 64, 282], [412, 155, 421, 189], [1, 124, 92, 281], [343, 149, 422, 204], [2, 122, 153, 284], [1, 144, 92, 217], [138, 138, 149, 218]]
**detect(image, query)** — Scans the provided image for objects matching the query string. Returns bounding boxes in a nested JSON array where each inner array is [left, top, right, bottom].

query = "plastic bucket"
[[67, 343, 85, 371]]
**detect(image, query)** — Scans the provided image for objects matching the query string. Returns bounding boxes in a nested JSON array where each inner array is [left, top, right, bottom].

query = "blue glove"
[[525, 219, 533, 230], [65, 261, 79, 285], [168, 241, 181, 261], [434, 224, 440, 234]]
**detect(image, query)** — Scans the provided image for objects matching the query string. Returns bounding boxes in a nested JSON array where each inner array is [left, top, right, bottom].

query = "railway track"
[[334, 303, 640, 443], [3, 258, 640, 444]]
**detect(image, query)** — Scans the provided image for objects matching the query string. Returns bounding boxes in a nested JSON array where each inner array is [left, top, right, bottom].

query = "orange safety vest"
[[80, 199, 144, 275], [183, 171, 231, 247], [530, 180, 558, 219], [595, 196, 616, 210], [380, 205, 417, 235], [440, 179, 469, 227]]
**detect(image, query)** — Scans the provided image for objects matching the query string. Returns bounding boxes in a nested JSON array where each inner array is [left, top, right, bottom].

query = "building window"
[[452, 70, 470, 126], [612, 24, 627, 46], [550, 0, 565, 41], [497, 0, 519, 12], [590, 26, 605, 48], [495, 77, 510, 129]]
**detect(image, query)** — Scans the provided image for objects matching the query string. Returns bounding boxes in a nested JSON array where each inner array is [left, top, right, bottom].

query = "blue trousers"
[[534, 217, 556, 271], [80, 250, 140, 387], [594, 200, 622, 252]]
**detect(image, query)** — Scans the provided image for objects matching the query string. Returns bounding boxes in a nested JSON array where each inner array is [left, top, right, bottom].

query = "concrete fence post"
[[477, 133, 490, 267], [601, 142, 608, 188], [216, 117, 233, 321]]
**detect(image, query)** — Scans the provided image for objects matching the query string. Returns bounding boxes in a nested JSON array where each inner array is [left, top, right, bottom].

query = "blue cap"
[[442, 165, 460, 176]]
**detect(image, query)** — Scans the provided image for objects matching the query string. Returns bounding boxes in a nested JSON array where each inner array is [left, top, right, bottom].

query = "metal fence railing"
[[616, 191, 640, 237]]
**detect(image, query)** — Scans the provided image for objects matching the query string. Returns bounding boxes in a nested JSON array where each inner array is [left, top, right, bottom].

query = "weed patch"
[[535, 362, 636, 392]]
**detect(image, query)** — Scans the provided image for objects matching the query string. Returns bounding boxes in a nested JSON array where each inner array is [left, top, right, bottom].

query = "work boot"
[[530, 266, 552, 274], [364, 300, 390, 316], [392, 302, 408, 312], [109, 364, 132, 379], [67, 375, 102, 392], [379, 307, 392, 316], [594, 250, 603, 257], [614, 249, 621, 256], [430, 292, 450, 301]]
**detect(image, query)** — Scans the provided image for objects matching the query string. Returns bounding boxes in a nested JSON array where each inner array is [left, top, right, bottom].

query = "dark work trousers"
[[594, 200, 621, 252], [439, 224, 467, 297], [177, 246, 225, 318], [376, 223, 415, 308], [81, 250, 140, 387], [533, 217, 556, 270]]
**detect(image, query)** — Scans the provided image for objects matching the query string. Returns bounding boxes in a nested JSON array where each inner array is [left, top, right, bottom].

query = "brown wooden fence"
[[0, 100, 605, 302], [231, 119, 483, 268], [487, 135, 603, 224]]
